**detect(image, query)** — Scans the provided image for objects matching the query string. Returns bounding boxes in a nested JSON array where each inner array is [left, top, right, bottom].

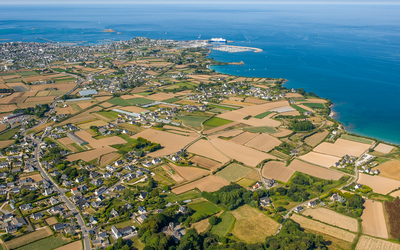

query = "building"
[[260, 197, 270, 207], [79, 89, 98, 96], [66, 132, 88, 146]]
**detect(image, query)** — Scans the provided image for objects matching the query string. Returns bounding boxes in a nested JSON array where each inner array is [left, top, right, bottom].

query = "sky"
[[1, 0, 399, 4]]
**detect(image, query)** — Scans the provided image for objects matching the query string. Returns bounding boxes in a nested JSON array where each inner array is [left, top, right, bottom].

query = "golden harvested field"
[[0, 140, 14, 148], [21, 174, 42, 182], [302, 207, 358, 232], [67, 147, 115, 162], [211, 138, 276, 167], [285, 93, 304, 98], [244, 170, 261, 181], [35, 90, 50, 96], [374, 143, 395, 154], [262, 161, 295, 183], [58, 137, 78, 150], [190, 155, 222, 171], [203, 121, 240, 135], [244, 133, 282, 153], [305, 131, 329, 147], [314, 138, 371, 157], [76, 100, 97, 109], [191, 218, 210, 233], [288, 159, 344, 180], [361, 200, 388, 238], [99, 152, 120, 167], [131, 129, 199, 157], [291, 214, 356, 242], [229, 131, 258, 144], [373, 160, 400, 181], [54, 241, 83, 250], [45, 217, 58, 225], [95, 95, 113, 102], [146, 92, 177, 101], [58, 106, 102, 126], [299, 152, 341, 168], [0, 124, 7, 132], [172, 175, 229, 194], [161, 164, 184, 182], [358, 173, 400, 195], [0, 104, 18, 112], [244, 97, 268, 104], [231, 205, 279, 243], [169, 163, 210, 181], [208, 129, 243, 140], [272, 128, 293, 137], [5, 227, 53, 249], [30, 83, 76, 91], [187, 140, 230, 163], [24, 96, 54, 103], [78, 119, 108, 130], [356, 236, 400, 250], [0, 93, 21, 104], [118, 105, 149, 113]]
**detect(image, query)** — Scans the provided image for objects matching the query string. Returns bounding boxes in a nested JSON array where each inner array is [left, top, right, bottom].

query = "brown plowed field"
[[211, 138, 276, 167], [230, 131, 258, 145], [190, 155, 222, 171], [169, 163, 210, 181], [385, 199, 400, 239], [262, 161, 294, 183], [245, 133, 281, 153], [30, 82, 76, 91], [373, 160, 400, 181], [299, 152, 341, 168], [187, 140, 230, 163], [172, 175, 229, 194], [314, 138, 371, 157], [356, 236, 400, 250], [305, 131, 329, 147], [0, 140, 14, 149], [374, 143, 395, 154], [288, 159, 343, 180], [358, 173, 400, 195], [361, 200, 388, 238], [302, 207, 358, 232]]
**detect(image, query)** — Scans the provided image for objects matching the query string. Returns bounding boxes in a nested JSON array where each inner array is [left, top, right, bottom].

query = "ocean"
[[1, 4, 400, 144]]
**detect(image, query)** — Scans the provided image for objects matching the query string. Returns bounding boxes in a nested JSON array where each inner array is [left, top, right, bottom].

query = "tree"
[[208, 216, 217, 226]]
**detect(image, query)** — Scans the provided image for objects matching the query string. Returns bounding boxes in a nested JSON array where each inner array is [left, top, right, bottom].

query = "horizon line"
[[1, 2, 400, 5]]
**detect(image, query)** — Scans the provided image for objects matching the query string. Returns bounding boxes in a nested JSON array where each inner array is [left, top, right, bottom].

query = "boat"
[[210, 38, 227, 43]]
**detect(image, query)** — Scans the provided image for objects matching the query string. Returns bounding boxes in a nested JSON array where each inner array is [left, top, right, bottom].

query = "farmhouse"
[[66, 132, 88, 146], [260, 197, 271, 207]]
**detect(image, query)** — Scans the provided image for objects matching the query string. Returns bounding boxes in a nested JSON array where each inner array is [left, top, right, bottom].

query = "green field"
[[163, 190, 202, 203], [53, 77, 76, 83], [302, 103, 326, 109], [15, 236, 70, 250], [51, 68, 66, 73], [108, 97, 131, 106], [188, 201, 221, 220], [236, 178, 257, 188], [254, 111, 272, 119], [49, 90, 67, 96], [216, 163, 253, 182], [244, 126, 279, 134], [0, 73, 16, 76], [162, 97, 180, 103], [18, 71, 37, 76], [210, 211, 235, 237], [97, 111, 120, 120], [269, 150, 291, 160], [209, 104, 236, 110], [104, 219, 135, 231], [341, 134, 374, 144], [70, 143, 85, 152], [126, 97, 154, 105], [209, 108, 230, 114], [291, 105, 308, 113], [179, 115, 210, 129], [136, 92, 154, 96], [203, 117, 233, 127], [0, 128, 19, 141]]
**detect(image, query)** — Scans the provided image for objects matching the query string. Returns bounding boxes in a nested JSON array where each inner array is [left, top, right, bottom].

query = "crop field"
[[209, 104, 237, 110], [288, 159, 344, 180], [160, 165, 184, 183], [45, 217, 58, 225], [188, 201, 222, 220], [236, 178, 257, 188], [291, 104, 309, 113], [208, 129, 243, 140], [341, 134, 374, 144], [358, 173, 400, 195], [269, 150, 291, 160], [108, 97, 132, 106], [244, 170, 261, 181], [131, 129, 199, 157], [15, 235, 70, 250], [172, 175, 229, 194], [385, 199, 400, 239], [30, 83, 76, 91], [169, 163, 210, 181], [179, 115, 210, 129], [254, 111, 272, 119], [203, 121, 239, 135], [374, 143, 395, 154], [216, 163, 253, 182], [302, 102, 326, 109], [191, 218, 210, 233], [0, 128, 20, 140], [126, 97, 155, 105], [373, 160, 400, 181], [304, 131, 329, 147], [203, 117, 233, 127], [211, 138, 276, 167], [54, 241, 82, 250], [291, 214, 356, 242], [314, 138, 371, 157], [58, 106, 102, 126], [78, 119, 108, 130], [299, 152, 341, 168], [210, 211, 235, 237], [231, 205, 279, 243], [145, 92, 176, 101], [356, 236, 400, 250], [99, 152, 121, 167], [262, 161, 294, 182], [243, 126, 279, 134], [5, 227, 53, 249], [190, 155, 222, 171], [361, 200, 388, 238], [229, 131, 258, 145], [302, 208, 358, 232], [272, 128, 293, 137], [244, 133, 282, 152], [187, 139, 230, 163], [0, 140, 14, 149]]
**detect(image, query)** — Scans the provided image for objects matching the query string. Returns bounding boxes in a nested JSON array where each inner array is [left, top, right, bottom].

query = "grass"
[[254, 111, 272, 119], [125, 97, 154, 105], [216, 163, 253, 182], [209, 104, 236, 110], [0, 73, 16, 76], [163, 190, 202, 203], [18, 71, 37, 76], [97, 111, 120, 120], [179, 115, 211, 129], [209, 108, 230, 114], [15, 235, 70, 250], [244, 126, 279, 134], [269, 150, 291, 160], [70, 143, 85, 152], [162, 97, 181, 103], [291, 104, 308, 113], [104, 219, 135, 231], [5, 228, 53, 249], [136, 92, 154, 96], [341, 134, 374, 144], [302, 103, 326, 109], [53, 77, 76, 83], [203, 117, 233, 127], [131, 236, 145, 250], [108, 97, 131, 107], [0, 128, 19, 141], [188, 201, 222, 220], [210, 211, 235, 237], [236, 178, 257, 188]]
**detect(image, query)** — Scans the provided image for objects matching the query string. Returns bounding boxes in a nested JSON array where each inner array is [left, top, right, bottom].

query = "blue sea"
[[1, 4, 400, 144]]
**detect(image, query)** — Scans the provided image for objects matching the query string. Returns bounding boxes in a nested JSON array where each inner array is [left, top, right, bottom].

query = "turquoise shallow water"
[[1, 4, 400, 144]]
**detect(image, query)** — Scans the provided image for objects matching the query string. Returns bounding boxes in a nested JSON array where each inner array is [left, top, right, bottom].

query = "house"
[[90, 216, 98, 225], [50, 197, 59, 205], [111, 225, 122, 238], [252, 182, 263, 189], [91, 179, 103, 186], [260, 197, 271, 207], [115, 160, 124, 166], [294, 206, 303, 213], [11, 217, 26, 227], [95, 186, 107, 195], [152, 158, 162, 165], [331, 193, 346, 203], [374, 169, 380, 175], [138, 206, 147, 214], [31, 212, 43, 220], [91, 201, 102, 209], [19, 203, 33, 211], [98, 231, 108, 239], [142, 162, 152, 168], [137, 214, 147, 224], [119, 226, 134, 236], [75, 176, 84, 183], [264, 178, 276, 188], [5, 224, 18, 233], [139, 192, 147, 200], [114, 185, 125, 192], [54, 223, 67, 231], [111, 208, 119, 217], [90, 171, 99, 179], [308, 200, 317, 208], [97, 195, 106, 202], [103, 172, 112, 179], [178, 205, 187, 213], [71, 187, 79, 194], [51, 206, 63, 213], [43, 188, 53, 196], [355, 183, 362, 189]]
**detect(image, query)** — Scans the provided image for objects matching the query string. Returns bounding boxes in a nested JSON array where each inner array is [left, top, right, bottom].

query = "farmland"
[[375, 143, 395, 154], [236, 178, 257, 188], [302, 207, 358, 232], [54, 241, 82, 250], [244, 126, 279, 134], [385, 199, 400, 239], [169, 163, 209, 181], [210, 211, 235, 237], [15, 235, 70, 250], [356, 236, 400, 250], [361, 200, 388, 238], [229, 131, 258, 145], [187, 140, 230, 163], [215, 163, 253, 182], [299, 152, 341, 168], [172, 175, 229, 194], [5, 227, 53, 249], [358, 173, 400, 195], [254, 111, 272, 119], [262, 161, 294, 183], [244, 133, 282, 152], [188, 200, 222, 220], [341, 134, 374, 144], [288, 159, 344, 180], [190, 155, 222, 171], [291, 214, 356, 242], [372, 160, 400, 181], [178, 115, 210, 129], [230, 205, 279, 243], [302, 102, 326, 109], [314, 138, 371, 158], [203, 117, 233, 128], [304, 131, 329, 147]]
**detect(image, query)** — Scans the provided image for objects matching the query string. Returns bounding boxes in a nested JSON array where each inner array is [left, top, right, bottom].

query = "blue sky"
[[1, 0, 399, 4]]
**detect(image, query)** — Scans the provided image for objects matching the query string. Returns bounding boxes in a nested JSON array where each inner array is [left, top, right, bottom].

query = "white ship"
[[210, 37, 227, 42]]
